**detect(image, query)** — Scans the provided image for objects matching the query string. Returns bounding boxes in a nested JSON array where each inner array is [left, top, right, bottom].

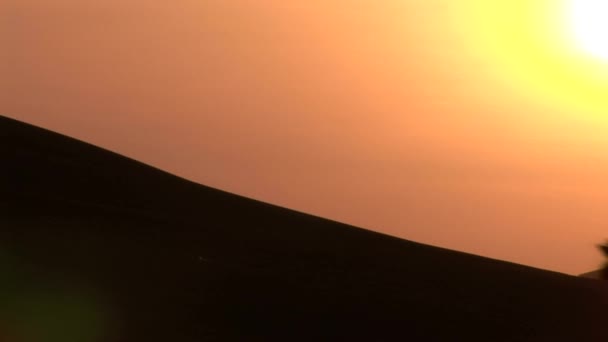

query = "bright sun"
[[570, 0, 608, 61]]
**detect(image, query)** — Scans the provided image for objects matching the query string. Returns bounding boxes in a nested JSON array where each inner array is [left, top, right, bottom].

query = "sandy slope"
[[1, 115, 607, 341]]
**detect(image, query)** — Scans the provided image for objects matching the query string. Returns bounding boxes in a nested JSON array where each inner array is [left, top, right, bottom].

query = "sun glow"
[[448, 1, 608, 123], [569, 0, 608, 61]]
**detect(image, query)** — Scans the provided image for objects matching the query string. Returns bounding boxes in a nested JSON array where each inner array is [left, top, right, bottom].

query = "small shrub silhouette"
[[599, 242, 608, 280]]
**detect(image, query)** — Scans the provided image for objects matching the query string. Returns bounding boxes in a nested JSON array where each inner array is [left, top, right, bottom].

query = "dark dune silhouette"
[[1, 114, 607, 341]]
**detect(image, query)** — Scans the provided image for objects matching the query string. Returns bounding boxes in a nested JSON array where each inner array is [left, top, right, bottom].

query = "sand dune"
[[1, 114, 607, 341]]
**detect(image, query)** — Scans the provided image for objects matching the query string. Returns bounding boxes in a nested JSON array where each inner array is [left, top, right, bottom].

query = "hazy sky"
[[4, 0, 608, 274]]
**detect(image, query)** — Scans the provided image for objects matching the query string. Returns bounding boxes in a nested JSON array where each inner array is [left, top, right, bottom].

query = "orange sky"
[[3, 0, 608, 274]]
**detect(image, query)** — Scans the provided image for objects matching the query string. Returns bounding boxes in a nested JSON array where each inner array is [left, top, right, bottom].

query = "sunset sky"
[[4, 0, 608, 274]]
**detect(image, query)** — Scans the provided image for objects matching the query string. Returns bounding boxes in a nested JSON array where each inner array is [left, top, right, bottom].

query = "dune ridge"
[[1, 114, 607, 341]]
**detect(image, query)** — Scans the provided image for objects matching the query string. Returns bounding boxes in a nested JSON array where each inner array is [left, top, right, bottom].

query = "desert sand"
[[1, 115, 607, 341]]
